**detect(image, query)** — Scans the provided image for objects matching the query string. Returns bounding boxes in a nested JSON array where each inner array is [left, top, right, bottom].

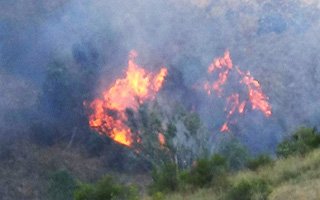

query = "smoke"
[[1, 0, 320, 153]]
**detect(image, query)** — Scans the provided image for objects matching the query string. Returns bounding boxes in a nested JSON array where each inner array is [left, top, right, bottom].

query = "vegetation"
[[47, 170, 76, 200], [226, 177, 271, 200], [247, 155, 274, 171], [148, 154, 228, 196], [184, 154, 228, 188], [218, 138, 249, 171], [276, 127, 320, 158], [149, 163, 179, 194], [141, 128, 320, 200], [144, 147, 320, 200], [74, 176, 139, 200]]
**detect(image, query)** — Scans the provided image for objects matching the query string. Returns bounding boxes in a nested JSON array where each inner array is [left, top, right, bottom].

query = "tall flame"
[[88, 50, 168, 146], [204, 50, 272, 132]]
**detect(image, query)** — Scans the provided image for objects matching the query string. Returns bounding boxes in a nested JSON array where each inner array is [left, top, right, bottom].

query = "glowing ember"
[[220, 122, 230, 132], [204, 50, 272, 132], [158, 133, 166, 146], [87, 50, 168, 146]]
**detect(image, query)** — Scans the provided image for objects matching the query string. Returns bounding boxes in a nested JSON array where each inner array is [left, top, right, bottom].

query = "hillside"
[[0, 138, 151, 200], [151, 148, 320, 200], [1, 1, 320, 199]]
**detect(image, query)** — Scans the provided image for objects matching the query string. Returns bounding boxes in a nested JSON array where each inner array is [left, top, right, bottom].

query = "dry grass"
[[146, 149, 320, 200], [142, 188, 219, 200], [269, 178, 320, 200]]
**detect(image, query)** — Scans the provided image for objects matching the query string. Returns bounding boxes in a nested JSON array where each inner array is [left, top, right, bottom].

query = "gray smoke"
[[1, 0, 320, 153]]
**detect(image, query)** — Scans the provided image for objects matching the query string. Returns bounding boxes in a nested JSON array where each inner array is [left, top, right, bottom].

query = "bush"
[[152, 192, 165, 200], [219, 138, 249, 170], [149, 163, 179, 194], [47, 170, 76, 200], [247, 155, 273, 171], [276, 127, 320, 158], [226, 178, 271, 200], [74, 176, 138, 200], [186, 154, 227, 188], [149, 155, 227, 194]]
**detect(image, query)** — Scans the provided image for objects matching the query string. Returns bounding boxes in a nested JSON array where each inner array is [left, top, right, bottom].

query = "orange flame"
[[220, 122, 230, 132], [205, 50, 233, 96], [158, 133, 166, 146], [237, 68, 272, 117], [204, 50, 272, 132], [88, 50, 168, 146]]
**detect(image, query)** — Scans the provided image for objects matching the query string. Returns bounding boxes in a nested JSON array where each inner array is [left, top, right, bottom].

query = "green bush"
[[186, 154, 227, 188], [276, 127, 320, 158], [74, 176, 138, 200], [149, 163, 179, 194], [152, 192, 165, 200], [48, 170, 76, 200], [219, 138, 249, 170], [73, 183, 95, 200], [226, 178, 271, 200], [247, 155, 273, 171]]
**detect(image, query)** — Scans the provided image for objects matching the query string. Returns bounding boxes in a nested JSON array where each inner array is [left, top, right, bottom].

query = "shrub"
[[219, 138, 249, 170], [226, 178, 271, 200], [276, 127, 320, 158], [152, 192, 165, 200], [74, 176, 138, 200], [47, 170, 76, 200], [247, 155, 273, 171], [73, 183, 95, 200], [149, 163, 179, 194], [186, 154, 227, 188]]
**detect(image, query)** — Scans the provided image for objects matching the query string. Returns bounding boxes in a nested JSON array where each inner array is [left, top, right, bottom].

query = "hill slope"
[[150, 148, 320, 200]]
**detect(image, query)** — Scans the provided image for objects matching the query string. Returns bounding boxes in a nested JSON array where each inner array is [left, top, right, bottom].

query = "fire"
[[204, 50, 272, 132], [88, 50, 168, 146], [220, 122, 230, 132], [158, 133, 166, 146], [237, 68, 272, 117], [205, 50, 233, 96]]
